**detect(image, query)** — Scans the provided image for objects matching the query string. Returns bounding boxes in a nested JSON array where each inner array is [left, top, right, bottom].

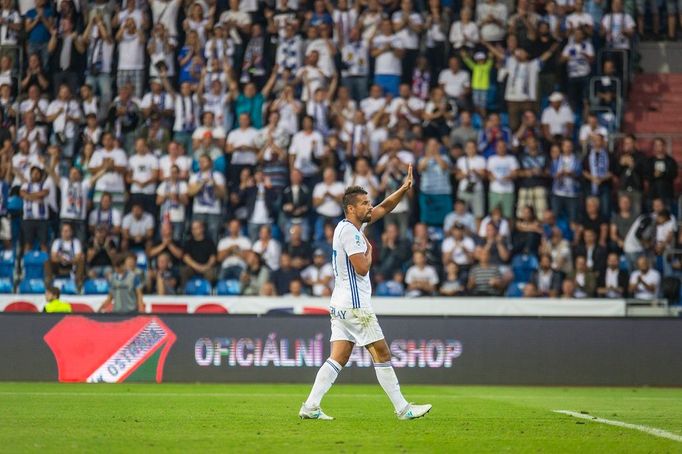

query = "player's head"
[[343, 186, 371, 223]]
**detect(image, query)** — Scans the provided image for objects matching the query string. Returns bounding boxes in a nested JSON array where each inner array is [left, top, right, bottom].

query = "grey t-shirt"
[[110, 271, 142, 313]]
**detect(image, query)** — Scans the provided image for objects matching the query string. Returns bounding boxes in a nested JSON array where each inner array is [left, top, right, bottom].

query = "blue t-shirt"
[[234, 93, 264, 129], [25, 7, 54, 43], [178, 46, 202, 85]]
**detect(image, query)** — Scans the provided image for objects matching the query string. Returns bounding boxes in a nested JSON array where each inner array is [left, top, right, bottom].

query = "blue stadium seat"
[[19, 278, 45, 294], [511, 254, 539, 283], [216, 279, 241, 296], [23, 251, 48, 280], [0, 249, 15, 278], [0, 277, 13, 293], [53, 278, 79, 295], [185, 278, 212, 296], [83, 278, 110, 295], [375, 281, 405, 297], [506, 282, 526, 298]]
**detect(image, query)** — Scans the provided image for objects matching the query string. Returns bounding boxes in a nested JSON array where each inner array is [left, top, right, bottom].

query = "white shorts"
[[329, 307, 385, 347]]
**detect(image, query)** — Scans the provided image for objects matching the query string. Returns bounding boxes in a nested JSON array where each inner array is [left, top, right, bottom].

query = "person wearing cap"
[[44, 286, 72, 313], [461, 49, 494, 117], [541, 91, 574, 141], [20, 165, 52, 253], [301, 248, 334, 297]]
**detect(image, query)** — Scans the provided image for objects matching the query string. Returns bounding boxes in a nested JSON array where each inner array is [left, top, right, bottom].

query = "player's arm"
[[349, 245, 372, 276], [368, 164, 413, 225]]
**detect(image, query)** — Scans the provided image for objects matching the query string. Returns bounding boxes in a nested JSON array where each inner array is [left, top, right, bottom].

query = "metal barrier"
[[589, 75, 622, 129], [598, 47, 633, 94]]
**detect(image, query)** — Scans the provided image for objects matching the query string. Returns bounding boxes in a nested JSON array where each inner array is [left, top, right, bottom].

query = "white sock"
[[304, 358, 342, 409], [374, 361, 409, 413]]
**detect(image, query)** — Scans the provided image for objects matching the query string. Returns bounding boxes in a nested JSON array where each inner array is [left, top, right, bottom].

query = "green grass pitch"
[[1, 383, 681, 453]]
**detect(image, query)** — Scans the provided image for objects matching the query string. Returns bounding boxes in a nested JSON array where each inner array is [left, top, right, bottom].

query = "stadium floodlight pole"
[[299, 164, 432, 421]]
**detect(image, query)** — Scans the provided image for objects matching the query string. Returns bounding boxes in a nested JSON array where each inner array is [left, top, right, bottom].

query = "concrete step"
[[638, 42, 682, 73]]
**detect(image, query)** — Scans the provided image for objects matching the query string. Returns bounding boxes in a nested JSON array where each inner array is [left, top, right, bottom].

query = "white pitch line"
[[554, 410, 682, 443]]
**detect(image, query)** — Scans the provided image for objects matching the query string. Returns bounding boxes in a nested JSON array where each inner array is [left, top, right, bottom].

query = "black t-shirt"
[[288, 241, 312, 263], [150, 240, 184, 267], [185, 238, 216, 264], [271, 267, 301, 296], [581, 213, 607, 234], [87, 238, 114, 267]]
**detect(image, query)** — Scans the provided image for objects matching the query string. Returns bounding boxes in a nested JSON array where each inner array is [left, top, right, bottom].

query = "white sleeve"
[[50, 241, 59, 255], [405, 267, 415, 285], [121, 215, 131, 230], [340, 223, 366, 257], [74, 239, 83, 255], [628, 272, 639, 286]]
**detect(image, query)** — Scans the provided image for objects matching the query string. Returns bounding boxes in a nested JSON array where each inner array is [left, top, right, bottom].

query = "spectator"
[[270, 252, 301, 296], [156, 164, 189, 241], [301, 248, 334, 296], [146, 251, 179, 295], [44, 223, 85, 288], [550, 138, 581, 223], [280, 168, 312, 240], [173, 81, 200, 153], [575, 228, 608, 274], [88, 132, 127, 209], [289, 115, 324, 186], [578, 113, 608, 151], [449, 110, 479, 148], [476, 0, 508, 43], [115, 17, 146, 98], [654, 209, 676, 265], [46, 84, 81, 160], [226, 112, 259, 182], [48, 17, 82, 96], [597, 252, 628, 298], [628, 255, 661, 300], [180, 220, 217, 286], [514, 206, 543, 255], [79, 12, 114, 118], [568, 255, 597, 297], [121, 203, 155, 251], [530, 253, 562, 297], [439, 262, 465, 296], [444, 199, 476, 235], [442, 223, 476, 275], [24, 0, 55, 67], [377, 223, 411, 278], [370, 18, 404, 97], [582, 133, 613, 218], [468, 247, 506, 296], [287, 224, 313, 271], [541, 226, 573, 274], [85, 224, 115, 279], [460, 50, 493, 117], [486, 140, 518, 219], [43, 286, 72, 313], [600, 0, 635, 49], [478, 112, 511, 158], [20, 166, 51, 252], [127, 137, 159, 214], [240, 250, 270, 296], [418, 138, 452, 226], [217, 219, 251, 280], [252, 225, 282, 271], [188, 154, 226, 243], [516, 135, 549, 219], [87, 191, 122, 239], [478, 206, 512, 241], [456, 140, 487, 219], [578, 196, 609, 247], [312, 167, 344, 240], [610, 194, 636, 253], [478, 222, 511, 265], [405, 250, 439, 297], [449, 7, 479, 51], [438, 56, 470, 109], [615, 134, 644, 217], [146, 222, 185, 270], [240, 169, 278, 241], [541, 92, 574, 140], [285, 278, 308, 297], [100, 255, 144, 313], [647, 138, 678, 210], [378, 154, 412, 236]]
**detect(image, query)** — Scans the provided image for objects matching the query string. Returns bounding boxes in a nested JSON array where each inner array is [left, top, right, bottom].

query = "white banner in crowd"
[[0, 295, 626, 317]]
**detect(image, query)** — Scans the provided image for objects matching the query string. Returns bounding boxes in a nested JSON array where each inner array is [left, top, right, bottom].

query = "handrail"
[[588, 75, 622, 128], [598, 47, 633, 93]]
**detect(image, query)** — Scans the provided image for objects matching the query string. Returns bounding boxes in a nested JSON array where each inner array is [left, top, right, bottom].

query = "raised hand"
[[402, 163, 413, 190]]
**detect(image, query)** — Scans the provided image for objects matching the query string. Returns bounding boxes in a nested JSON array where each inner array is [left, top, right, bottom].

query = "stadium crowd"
[[0, 0, 680, 301]]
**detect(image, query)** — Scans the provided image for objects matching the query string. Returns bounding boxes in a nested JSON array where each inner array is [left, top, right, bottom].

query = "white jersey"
[[330, 219, 372, 310]]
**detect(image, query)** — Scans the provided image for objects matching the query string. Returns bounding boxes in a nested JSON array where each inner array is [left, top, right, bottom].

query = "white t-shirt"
[[156, 180, 188, 222], [51, 238, 83, 260], [190, 170, 225, 215], [301, 263, 334, 296], [457, 155, 486, 192], [88, 207, 122, 229], [405, 265, 440, 286], [372, 34, 403, 76], [438, 69, 471, 99], [579, 124, 608, 143], [387, 96, 425, 126], [441, 236, 476, 266], [289, 130, 324, 176], [12, 152, 41, 186], [151, 0, 181, 37], [252, 238, 282, 271], [305, 38, 335, 78], [478, 216, 512, 238], [561, 41, 594, 78], [360, 96, 386, 120], [227, 127, 259, 165], [128, 153, 159, 194], [656, 219, 676, 244], [487, 154, 518, 194], [159, 155, 192, 180], [392, 11, 423, 49], [330, 219, 372, 310], [629, 268, 661, 300], [217, 235, 252, 268], [16, 125, 47, 155], [140, 92, 174, 112], [117, 31, 145, 70], [21, 180, 52, 220], [89, 147, 128, 193], [59, 177, 90, 221], [503, 57, 541, 102], [46, 99, 81, 138], [122, 212, 155, 237], [566, 12, 593, 30], [541, 105, 574, 137], [601, 13, 635, 50], [313, 181, 345, 218]]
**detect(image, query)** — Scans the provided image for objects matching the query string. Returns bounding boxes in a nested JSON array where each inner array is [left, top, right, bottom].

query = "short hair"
[[47, 286, 60, 298], [342, 186, 368, 214]]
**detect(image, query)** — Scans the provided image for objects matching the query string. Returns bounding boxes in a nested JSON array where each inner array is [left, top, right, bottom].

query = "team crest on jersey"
[[355, 234, 361, 246]]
